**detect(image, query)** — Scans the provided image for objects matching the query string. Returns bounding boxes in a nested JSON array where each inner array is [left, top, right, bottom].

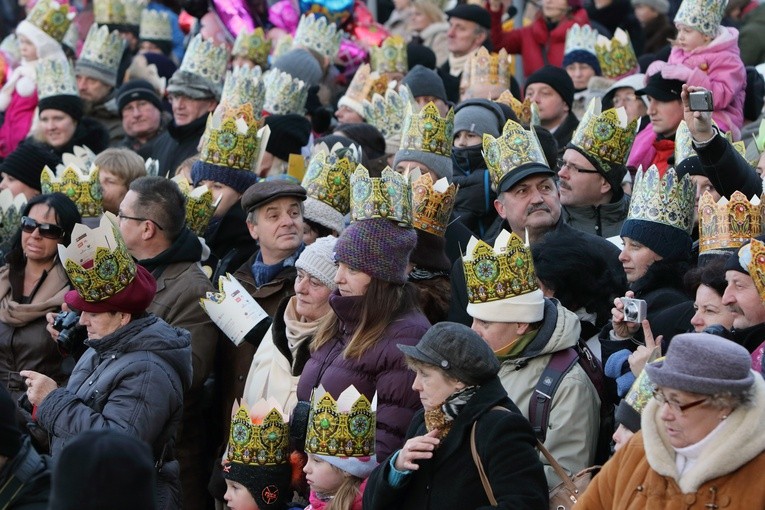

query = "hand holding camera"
[[681, 84, 715, 143], [610, 292, 645, 339]]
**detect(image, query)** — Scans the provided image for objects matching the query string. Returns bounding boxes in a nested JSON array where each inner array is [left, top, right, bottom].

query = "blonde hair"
[[94, 148, 147, 184], [412, 0, 446, 25], [325, 468, 363, 510]]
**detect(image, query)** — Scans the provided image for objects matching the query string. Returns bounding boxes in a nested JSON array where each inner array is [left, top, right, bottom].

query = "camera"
[[689, 90, 714, 112], [52, 310, 88, 355], [620, 297, 647, 323]]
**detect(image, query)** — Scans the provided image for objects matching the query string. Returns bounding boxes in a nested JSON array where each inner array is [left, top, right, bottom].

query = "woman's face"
[[223, 479, 259, 510], [0, 172, 39, 200], [303, 454, 346, 496], [335, 262, 372, 297], [39, 109, 77, 149], [294, 269, 333, 322], [78, 310, 128, 340], [99, 169, 129, 215], [22, 204, 63, 264], [612, 423, 634, 452], [541, 0, 569, 21], [690, 284, 735, 332], [409, 8, 431, 32], [411, 364, 466, 411], [566, 62, 596, 90], [619, 237, 662, 283], [199, 180, 242, 218], [656, 387, 730, 449], [17, 34, 37, 61]]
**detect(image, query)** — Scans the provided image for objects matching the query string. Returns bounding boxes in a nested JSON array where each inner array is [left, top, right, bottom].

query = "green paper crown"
[[36, 58, 78, 100], [350, 165, 412, 225], [179, 34, 229, 88], [0, 190, 27, 257], [25, 0, 75, 43], [370, 35, 407, 74], [263, 69, 308, 115], [482, 119, 549, 190], [140, 10, 173, 41], [78, 24, 126, 76], [628, 165, 695, 233], [232, 27, 271, 67], [199, 103, 267, 172], [41, 164, 103, 218], [226, 399, 290, 467], [172, 177, 220, 237], [93, 0, 126, 25], [400, 102, 454, 158], [570, 98, 637, 170], [595, 29, 638, 79], [294, 14, 342, 62], [221, 66, 266, 114], [363, 86, 413, 146], [305, 385, 376, 458], [302, 142, 360, 215]]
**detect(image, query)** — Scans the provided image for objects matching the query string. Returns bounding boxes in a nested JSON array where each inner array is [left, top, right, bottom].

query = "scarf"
[[283, 296, 323, 365], [673, 419, 728, 476], [424, 385, 478, 441], [494, 329, 538, 362], [251, 244, 304, 287], [448, 53, 470, 77], [0, 262, 70, 326]]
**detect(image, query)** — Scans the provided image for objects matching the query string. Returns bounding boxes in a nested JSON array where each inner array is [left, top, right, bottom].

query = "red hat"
[[65, 265, 157, 314]]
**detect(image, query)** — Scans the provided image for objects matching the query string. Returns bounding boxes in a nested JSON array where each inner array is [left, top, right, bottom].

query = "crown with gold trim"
[[302, 142, 359, 215], [340, 64, 379, 114], [496, 90, 532, 125], [742, 238, 765, 301], [140, 10, 173, 42], [674, 0, 726, 37], [226, 398, 290, 467], [350, 165, 412, 225], [78, 24, 126, 77], [674, 120, 696, 168], [363, 86, 413, 153], [698, 191, 763, 254], [627, 165, 695, 233], [172, 176, 219, 236], [25, 0, 75, 43], [305, 385, 376, 458], [263, 69, 309, 115], [179, 34, 229, 88], [273, 34, 294, 59], [93, 0, 126, 25], [370, 35, 407, 74], [565, 23, 598, 57], [410, 169, 457, 237], [122, 0, 146, 27], [294, 14, 342, 62], [570, 98, 637, 171], [41, 164, 102, 218], [232, 28, 271, 68], [399, 102, 454, 158], [58, 213, 137, 302], [482, 119, 549, 190], [0, 190, 27, 257], [62, 20, 78, 51], [221, 66, 266, 114], [199, 104, 269, 173], [462, 47, 511, 91], [595, 29, 638, 80], [36, 58, 78, 100]]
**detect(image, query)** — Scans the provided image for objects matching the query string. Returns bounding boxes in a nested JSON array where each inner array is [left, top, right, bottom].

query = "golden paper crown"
[[58, 213, 137, 302], [226, 399, 290, 467], [363, 86, 412, 147], [0, 190, 27, 256], [25, 0, 74, 42], [410, 169, 457, 237], [302, 142, 360, 215], [294, 13, 342, 62], [199, 103, 269, 172], [482, 119, 549, 190], [305, 385, 376, 458], [341, 64, 378, 106], [595, 29, 638, 79], [564, 23, 598, 56], [462, 229, 539, 304], [36, 58, 78, 100], [122, 0, 146, 26], [628, 165, 695, 233], [232, 28, 271, 68], [172, 177, 219, 236], [179, 34, 229, 87], [370, 35, 407, 74], [400, 102, 454, 158], [221, 66, 266, 114], [41, 164, 102, 218], [78, 24, 126, 75], [699, 191, 763, 254], [674, 120, 696, 168], [496, 90, 532, 125], [744, 238, 765, 302], [140, 9, 173, 41], [462, 47, 510, 90], [273, 34, 294, 59], [263, 69, 309, 115], [350, 165, 412, 225], [570, 98, 637, 170], [93, 0, 126, 25], [674, 0, 726, 37]]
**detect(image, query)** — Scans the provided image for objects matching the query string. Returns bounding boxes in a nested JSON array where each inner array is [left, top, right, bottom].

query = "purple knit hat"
[[334, 218, 417, 284]]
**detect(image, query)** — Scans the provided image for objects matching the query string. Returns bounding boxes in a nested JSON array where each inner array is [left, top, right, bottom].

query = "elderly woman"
[[363, 322, 549, 509]]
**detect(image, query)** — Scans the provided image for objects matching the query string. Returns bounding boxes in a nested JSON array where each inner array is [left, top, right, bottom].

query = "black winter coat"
[[150, 114, 207, 177], [697, 133, 762, 199], [0, 437, 50, 510]]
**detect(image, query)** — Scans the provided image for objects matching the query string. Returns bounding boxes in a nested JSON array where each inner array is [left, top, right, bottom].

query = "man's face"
[[414, 96, 449, 117], [246, 197, 304, 263], [722, 270, 765, 330], [612, 88, 647, 123], [169, 94, 217, 126], [565, 62, 596, 90], [471, 318, 520, 352], [525, 83, 568, 127], [446, 18, 485, 57], [117, 190, 145, 254], [558, 148, 610, 206], [76, 75, 112, 103], [494, 174, 561, 235], [121, 100, 162, 140], [647, 96, 684, 137], [198, 180, 242, 218]]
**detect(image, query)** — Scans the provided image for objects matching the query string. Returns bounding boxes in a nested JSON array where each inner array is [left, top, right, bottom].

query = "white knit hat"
[[303, 196, 346, 235], [295, 236, 338, 290]]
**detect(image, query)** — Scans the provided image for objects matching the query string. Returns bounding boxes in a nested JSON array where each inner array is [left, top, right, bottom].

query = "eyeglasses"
[[117, 212, 165, 231], [20, 216, 65, 239], [557, 159, 599, 174], [652, 388, 708, 414], [613, 94, 639, 106], [296, 270, 325, 288]]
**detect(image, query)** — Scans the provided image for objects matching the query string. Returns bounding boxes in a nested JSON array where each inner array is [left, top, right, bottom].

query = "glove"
[[661, 64, 691, 81]]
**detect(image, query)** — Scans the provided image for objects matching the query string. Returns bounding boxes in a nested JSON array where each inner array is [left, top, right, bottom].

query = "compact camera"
[[52, 310, 88, 355], [620, 297, 648, 323], [689, 90, 714, 112]]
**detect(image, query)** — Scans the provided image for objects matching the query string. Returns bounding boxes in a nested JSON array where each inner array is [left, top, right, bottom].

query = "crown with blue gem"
[[263, 69, 309, 115], [140, 10, 173, 42], [232, 28, 271, 68], [77, 24, 127, 82], [627, 165, 695, 233], [226, 398, 290, 467], [595, 29, 638, 80], [363, 86, 414, 154], [24, 0, 75, 42], [294, 14, 342, 62], [570, 98, 637, 171], [370, 35, 407, 74], [482, 119, 549, 190], [350, 165, 412, 225], [221, 66, 266, 115], [36, 57, 78, 100], [674, 0, 726, 37]]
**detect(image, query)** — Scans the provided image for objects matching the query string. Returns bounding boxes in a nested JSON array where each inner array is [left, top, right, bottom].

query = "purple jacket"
[[297, 292, 430, 460]]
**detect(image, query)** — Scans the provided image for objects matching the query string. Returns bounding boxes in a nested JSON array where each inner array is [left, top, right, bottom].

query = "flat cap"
[[241, 181, 307, 213], [445, 4, 491, 30]]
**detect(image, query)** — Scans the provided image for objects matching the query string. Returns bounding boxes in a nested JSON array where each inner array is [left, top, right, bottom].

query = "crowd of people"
[[1, 0, 765, 508]]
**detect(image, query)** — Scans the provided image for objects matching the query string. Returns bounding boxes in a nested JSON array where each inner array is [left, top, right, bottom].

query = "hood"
[[139, 227, 204, 272], [519, 298, 581, 359]]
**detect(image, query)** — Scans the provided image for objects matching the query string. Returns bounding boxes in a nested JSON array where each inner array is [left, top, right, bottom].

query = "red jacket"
[[490, 7, 590, 79]]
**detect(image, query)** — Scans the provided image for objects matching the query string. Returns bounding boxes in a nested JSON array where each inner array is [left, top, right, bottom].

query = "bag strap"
[[0, 475, 25, 510], [528, 347, 580, 442], [470, 405, 511, 507], [536, 439, 580, 497]]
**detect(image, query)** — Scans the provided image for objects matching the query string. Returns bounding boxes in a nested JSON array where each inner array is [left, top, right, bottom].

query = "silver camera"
[[621, 297, 647, 323], [689, 90, 714, 112]]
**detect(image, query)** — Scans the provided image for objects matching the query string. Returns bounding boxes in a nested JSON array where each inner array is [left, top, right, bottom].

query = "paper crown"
[[25, 0, 75, 42], [122, 0, 146, 26], [273, 34, 294, 59], [0, 190, 27, 257], [595, 29, 638, 80], [41, 164, 103, 218], [350, 165, 412, 225], [564, 23, 598, 57], [140, 9, 173, 41], [461, 47, 511, 90], [221, 65, 266, 112], [263, 69, 309, 115], [363, 86, 413, 148], [743, 238, 765, 301], [482, 119, 549, 190], [674, 120, 696, 168], [199, 103, 269, 173], [93, 0, 126, 25], [754, 119, 765, 153], [305, 385, 376, 458], [698, 191, 763, 254], [400, 102, 454, 158], [370, 35, 407, 74], [674, 0, 726, 37], [179, 34, 229, 88], [232, 28, 271, 68], [570, 99, 637, 170], [341, 64, 391, 111], [496, 90, 532, 125], [172, 177, 220, 236], [226, 399, 290, 467], [302, 142, 360, 215], [627, 165, 695, 233], [58, 213, 137, 302], [62, 20, 78, 50], [36, 58, 78, 100], [410, 169, 457, 237], [61, 145, 98, 172], [78, 24, 126, 76], [462, 229, 539, 304], [294, 14, 342, 62]]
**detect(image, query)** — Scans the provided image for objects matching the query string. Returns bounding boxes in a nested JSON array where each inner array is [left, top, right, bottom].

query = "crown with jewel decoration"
[[140, 10, 173, 42], [370, 35, 407, 74], [273, 34, 294, 59], [41, 164, 103, 218], [302, 142, 359, 216], [339, 64, 385, 116], [36, 58, 78, 100], [78, 25, 127, 80], [628, 165, 695, 233], [410, 169, 457, 237], [0, 190, 27, 257], [565, 23, 598, 56], [674, 0, 726, 37], [263, 69, 309, 115], [199, 104, 269, 172], [674, 120, 697, 168], [305, 385, 376, 458], [221, 66, 266, 114], [496, 90, 532, 125], [294, 14, 342, 62], [363, 86, 413, 153], [232, 28, 271, 68], [122, 0, 146, 26], [595, 29, 638, 80], [178, 34, 229, 89], [742, 238, 765, 302], [58, 213, 137, 302], [25, 0, 75, 42], [482, 119, 549, 190], [698, 191, 763, 255], [461, 47, 511, 92], [570, 98, 637, 172], [226, 398, 290, 467], [350, 165, 412, 225], [93, 0, 126, 25], [399, 102, 454, 158], [172, 176, 220, 236]]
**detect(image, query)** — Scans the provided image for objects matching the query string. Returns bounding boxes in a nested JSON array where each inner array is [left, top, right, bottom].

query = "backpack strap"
[[528, 348, 580, 442]]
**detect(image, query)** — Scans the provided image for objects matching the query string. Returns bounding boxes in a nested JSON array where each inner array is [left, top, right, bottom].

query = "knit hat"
[[445, 4, 491, 29], [674, 0, 726, 37], [407, 43, 436, 70], [524, 65, 575, 109], [409, 229, 451, 272], [264, 114, 312, 162], [334, 218, 418, 284], [65, 264, 157, 314], [295, 235, 338, 290], [0, 141, 62, 192], [116, 79, 163, 113], [614, 360, 658, 433], [0, 385, 21, 458], [272, 48, 323, 88], [38, 95, 84, 122], [645, 333, 755, 396], [399, 322, 501, 385], [401, 65, 448, 103], [631, 0, 669, 15], [453, 99, 504, 139], [303, 196, 345, 234]]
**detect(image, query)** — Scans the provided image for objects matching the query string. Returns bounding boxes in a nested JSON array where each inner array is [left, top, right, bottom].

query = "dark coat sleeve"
[[697, 133, 762, 199]]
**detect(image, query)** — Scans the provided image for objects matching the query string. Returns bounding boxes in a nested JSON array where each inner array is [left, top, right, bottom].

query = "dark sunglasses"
[[20, 216, 65, 239]]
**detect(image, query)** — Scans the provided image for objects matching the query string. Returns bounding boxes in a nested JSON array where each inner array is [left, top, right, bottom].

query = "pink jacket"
[[647, 26, 746, 139]]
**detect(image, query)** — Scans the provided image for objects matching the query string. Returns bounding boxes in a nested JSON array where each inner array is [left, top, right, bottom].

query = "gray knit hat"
[[453, 100, 503, 139], [392, 149, 453, 182], [303, 196, 345, 235], [273, 49, 323, 87], [645, 333, 755, 396], [295, 236, 338, 290], [632, 0, 669, 14], [401, 65, 448, 103]]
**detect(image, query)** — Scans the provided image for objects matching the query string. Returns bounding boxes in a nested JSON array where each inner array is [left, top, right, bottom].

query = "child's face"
[[18, 34, 37, 61], [304, 455, 347, 495], [224, 479, 260, 510], [675, 24, 710, 52]]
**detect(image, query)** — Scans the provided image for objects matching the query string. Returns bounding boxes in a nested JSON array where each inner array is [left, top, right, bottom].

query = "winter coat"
[[552, 111, 580, 151], [575, 375, 765, 509], [206, 203, 259, 282], [384, 8, 412, 39], [586, 0, 644, 56], [437, 61, 462, 104], [626, 126, 675, 175], [561, 193, 630, 238], [498, 298, 601, 488], [118, 111, 171, 160], [647, 28, 746, 139], [296, 291, 430, 460], [416, 22, 450, 67], [0, 436, 51, 510], [0, 62, 37, 158], [490, 7, 590, 78], [738, 2, 765, 66], [695, 132, 762, 199], [44, 116, 110, 157], [642, 14, 675, 55], [363, 377, 549, 510], [150, 113, 207, 177], [35, 315, 192, 510], [452, 146, 497, 237]]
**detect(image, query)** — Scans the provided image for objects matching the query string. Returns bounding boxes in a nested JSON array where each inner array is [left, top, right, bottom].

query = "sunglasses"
[[20, 216, 65, 239]]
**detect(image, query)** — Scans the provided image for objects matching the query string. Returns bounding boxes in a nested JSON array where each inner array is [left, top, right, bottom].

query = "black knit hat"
[[407, 43, 436, 70], [116, 79, 163, 114], [264, 114, 312, 162], [524, 65, 575, 109], [38, 95, 84, 122], [0, 385, 21, 458], [0, 141, 62, 192], [224, 463, 292, 509], [445, 4, 491, 29]]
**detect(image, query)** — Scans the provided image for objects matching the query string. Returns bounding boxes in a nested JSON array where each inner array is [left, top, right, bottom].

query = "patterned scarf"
[[424, 386, 478, 441]]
